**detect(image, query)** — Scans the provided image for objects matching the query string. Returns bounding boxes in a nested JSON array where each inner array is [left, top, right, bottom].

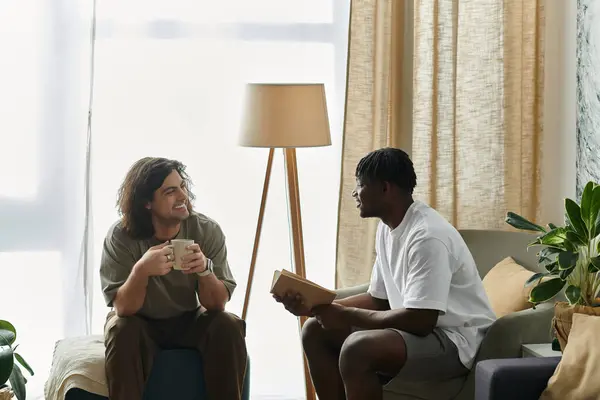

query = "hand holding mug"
[[136, 242, 174, 277], [179, 243, 208, 274]]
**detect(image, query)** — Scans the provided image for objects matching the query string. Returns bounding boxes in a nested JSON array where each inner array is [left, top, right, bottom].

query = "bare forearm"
[[197, 274, 229, 311], [335, 293, 390, 311], [113, 264, 149, 317], [340, 306, 438, 336]]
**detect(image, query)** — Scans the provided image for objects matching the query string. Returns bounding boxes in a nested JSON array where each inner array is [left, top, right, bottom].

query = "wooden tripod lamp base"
[[238, 83, 331, 400], [241, 147, 314, 400]]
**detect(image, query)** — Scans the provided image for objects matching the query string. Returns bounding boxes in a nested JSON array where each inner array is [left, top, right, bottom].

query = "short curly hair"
[[116, 157, 195, 239], [355, 147, 417, 194]]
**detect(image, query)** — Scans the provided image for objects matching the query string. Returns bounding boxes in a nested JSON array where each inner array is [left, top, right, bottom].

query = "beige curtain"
[[335, 0, 545, 288]]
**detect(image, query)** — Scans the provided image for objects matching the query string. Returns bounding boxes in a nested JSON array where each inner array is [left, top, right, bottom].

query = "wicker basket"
[[0, 386, 13, 400], [553, 301, 600, 350]]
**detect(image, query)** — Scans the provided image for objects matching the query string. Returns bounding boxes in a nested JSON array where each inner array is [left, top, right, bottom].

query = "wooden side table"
[[521, 343, 563, 358]]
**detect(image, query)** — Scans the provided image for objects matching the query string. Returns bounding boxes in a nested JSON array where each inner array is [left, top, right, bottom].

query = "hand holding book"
[[270, 269, 337, 313], [272, 292, 314, 317]]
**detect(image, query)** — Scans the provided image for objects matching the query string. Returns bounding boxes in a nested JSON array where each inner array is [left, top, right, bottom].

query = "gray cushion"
[[475, 357, 560, 400]]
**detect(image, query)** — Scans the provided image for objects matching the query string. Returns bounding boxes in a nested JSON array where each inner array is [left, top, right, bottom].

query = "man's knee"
[[340, 330, 407, 379], [105, 314, 146, 347], [207, 311, 246, 339], [301, 317, 324, 349], [339, 331, 373, 374]]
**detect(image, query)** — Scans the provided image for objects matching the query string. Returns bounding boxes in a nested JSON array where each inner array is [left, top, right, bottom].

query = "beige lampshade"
[[238, 83, 332, 148]]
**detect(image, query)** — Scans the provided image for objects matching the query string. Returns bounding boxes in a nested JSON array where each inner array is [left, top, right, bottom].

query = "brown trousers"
[[104, 308, 247, 400]]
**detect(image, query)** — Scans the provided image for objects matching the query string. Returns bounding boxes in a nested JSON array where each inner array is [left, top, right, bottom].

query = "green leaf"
[[545, 260, 560, 273], [0, 345, 13, 386], [566, 231, 586, 247], [548, 223, 558, 230], [559, 266, 575, 280], [529, 277, 566, 303], [14, 354, 33, 377], [525, 272, 550, 287], [538, 248, 561, 272], [539, 246, 561, 258], [558, 251, 578, 270], [565, 285, 582, 304], [592, 199, 600, 237], [590, 185, 600, 237], [564, 239, 577, 252], [580, 181, 595, 230], [531, 228, 568, 248], [565, 199, 588, 240], [9, 364, 25, 400], [505, 212, 547, 232], [538, 247, 560, 263], [0, 321, 16, 346], [539, 255, 558, 269], [590, 256, 600, 272]]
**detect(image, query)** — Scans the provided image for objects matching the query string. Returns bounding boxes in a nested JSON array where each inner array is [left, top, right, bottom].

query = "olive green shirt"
[[99, 212, 236, 319]]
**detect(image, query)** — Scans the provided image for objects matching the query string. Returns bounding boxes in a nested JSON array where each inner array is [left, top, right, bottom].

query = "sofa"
[[334, 229, 562, 400]]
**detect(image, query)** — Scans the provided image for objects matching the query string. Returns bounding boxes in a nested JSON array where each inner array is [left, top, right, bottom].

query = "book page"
[[280, 269, 334, 293]]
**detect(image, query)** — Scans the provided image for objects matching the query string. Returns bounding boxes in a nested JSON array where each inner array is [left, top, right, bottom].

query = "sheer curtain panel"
[[0, 1, 95, 399]]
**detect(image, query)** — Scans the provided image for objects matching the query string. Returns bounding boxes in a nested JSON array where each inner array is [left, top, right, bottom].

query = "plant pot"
[[0, 386, 13, 400], [552, 301, 600, 350]]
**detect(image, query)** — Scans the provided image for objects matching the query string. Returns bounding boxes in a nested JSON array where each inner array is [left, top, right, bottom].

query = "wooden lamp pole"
[[241, 147, 316, 400]]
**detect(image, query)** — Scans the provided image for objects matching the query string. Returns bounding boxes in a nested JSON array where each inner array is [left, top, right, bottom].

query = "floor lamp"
[[238, 83, 331, 400]]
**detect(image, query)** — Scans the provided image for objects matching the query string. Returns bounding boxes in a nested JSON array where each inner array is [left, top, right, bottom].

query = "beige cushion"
[[540, 313, 600, 399], [482, 256, 534, 318]]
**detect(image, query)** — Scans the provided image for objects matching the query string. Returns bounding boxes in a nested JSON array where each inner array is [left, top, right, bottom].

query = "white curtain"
[[1, 1, 349, 399], [89, 1, 349, 399], [0, 1, 94, 399]]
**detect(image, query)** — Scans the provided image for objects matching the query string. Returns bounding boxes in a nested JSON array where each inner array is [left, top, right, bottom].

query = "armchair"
[[475, 357, 560, 400], [334, 229, 561, 400]]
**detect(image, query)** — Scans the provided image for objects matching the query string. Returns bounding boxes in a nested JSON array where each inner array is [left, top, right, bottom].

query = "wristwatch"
[[196, 258, 213, 277]]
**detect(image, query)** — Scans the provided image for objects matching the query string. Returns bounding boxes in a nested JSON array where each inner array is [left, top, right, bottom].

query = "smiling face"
[[352, 177, 386, 218], [147, 169, 190, 224]]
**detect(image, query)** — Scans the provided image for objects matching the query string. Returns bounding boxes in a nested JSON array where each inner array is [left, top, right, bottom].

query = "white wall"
[[540, 0, 577, 224]]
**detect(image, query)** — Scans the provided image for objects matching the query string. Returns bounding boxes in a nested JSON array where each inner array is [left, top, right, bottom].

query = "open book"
[[271, 269, 337, 310]]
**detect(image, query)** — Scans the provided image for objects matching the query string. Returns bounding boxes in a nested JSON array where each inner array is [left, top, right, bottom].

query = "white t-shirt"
[[367, 200, 496, 369]]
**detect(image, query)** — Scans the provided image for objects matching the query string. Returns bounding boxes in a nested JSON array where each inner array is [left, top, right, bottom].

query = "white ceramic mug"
[[170, 239, 194, 270]]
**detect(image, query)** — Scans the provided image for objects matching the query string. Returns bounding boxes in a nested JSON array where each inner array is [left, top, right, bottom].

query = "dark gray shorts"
[[385, 328, 469, 382]]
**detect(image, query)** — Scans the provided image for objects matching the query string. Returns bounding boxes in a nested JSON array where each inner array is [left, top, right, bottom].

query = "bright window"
[[0, 2, 43, 201], [90, 3, 349, 399]]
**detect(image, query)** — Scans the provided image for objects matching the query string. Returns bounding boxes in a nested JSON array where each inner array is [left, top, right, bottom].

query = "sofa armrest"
[[476, 302, 555, 360], [334, 283, 369, 300], [475, 357, 560, 400]]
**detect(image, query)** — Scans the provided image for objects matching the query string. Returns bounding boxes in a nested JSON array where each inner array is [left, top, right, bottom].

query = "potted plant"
[[505, 180, 600, 350], [0, 320, 34, 400]]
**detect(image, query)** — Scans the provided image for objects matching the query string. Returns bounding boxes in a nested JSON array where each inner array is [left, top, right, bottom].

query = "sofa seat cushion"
[[383, 374, 467, 400], [482, 257, 535, 318]]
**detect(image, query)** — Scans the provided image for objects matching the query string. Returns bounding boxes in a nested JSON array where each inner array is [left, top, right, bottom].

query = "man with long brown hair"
[[99, 157, 247, 400]]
